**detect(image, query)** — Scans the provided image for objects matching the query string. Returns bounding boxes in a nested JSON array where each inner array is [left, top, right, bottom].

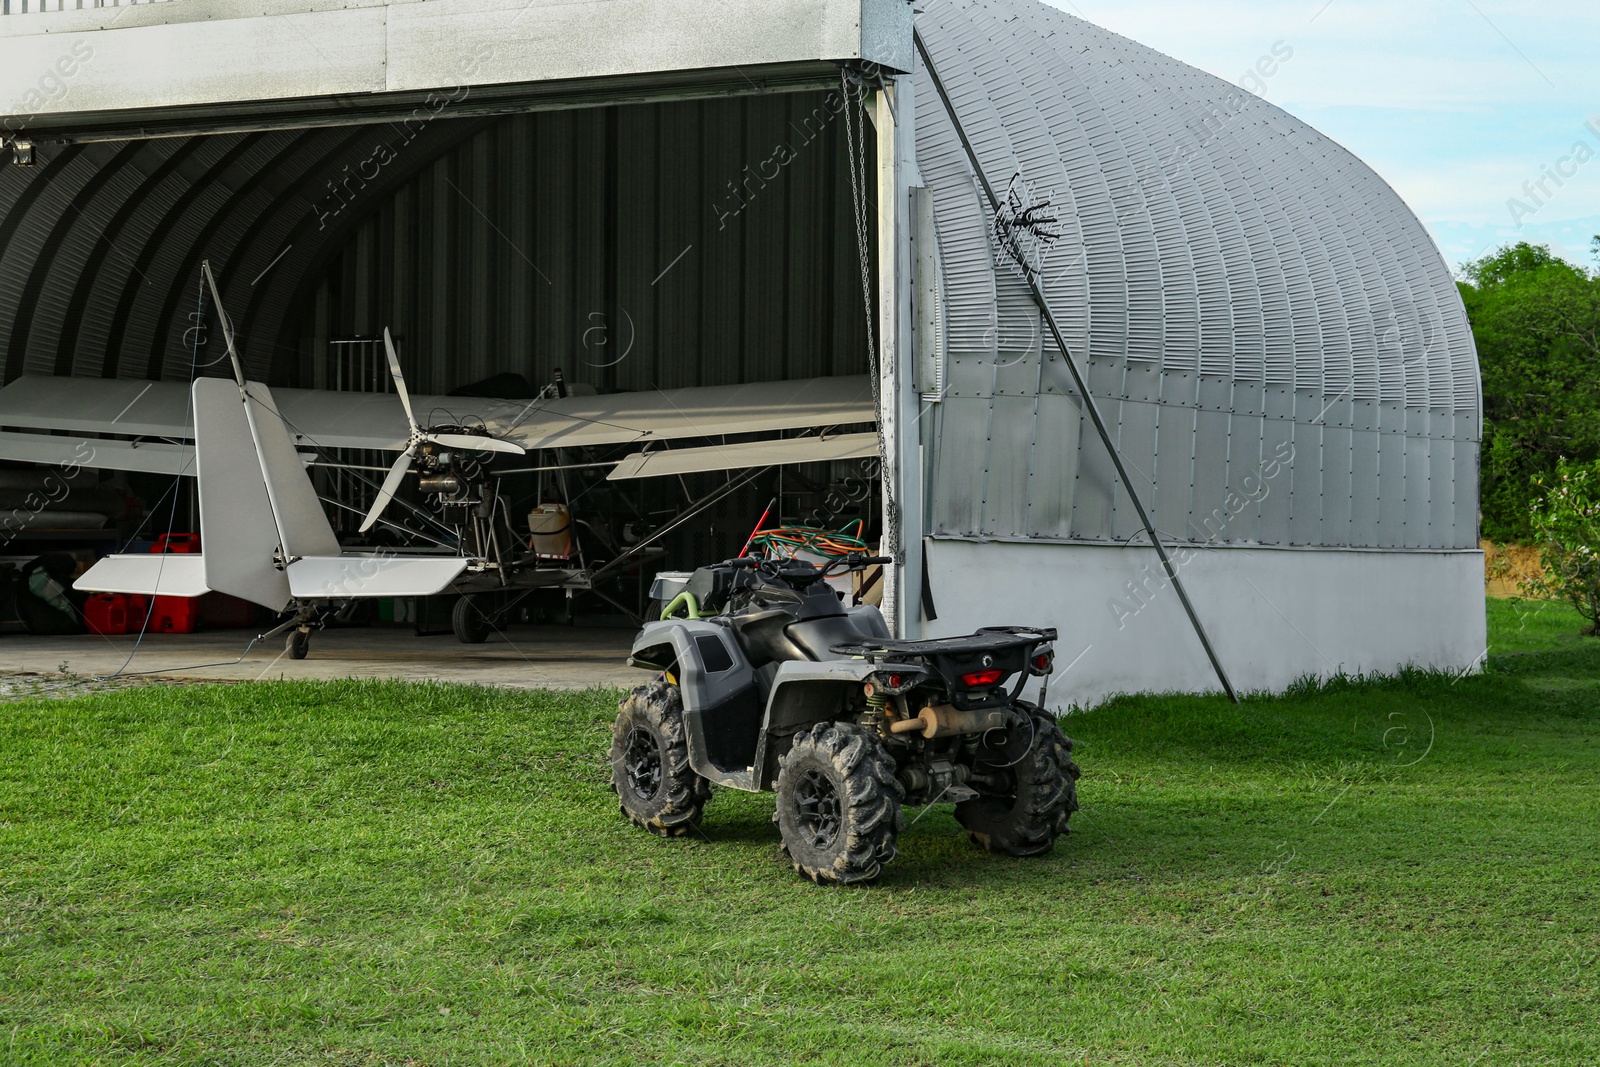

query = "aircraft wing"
[[485, 375, 875, 451], [607, 432, 880, 481], [266, 374, 875, 451], [0, 375, 196, 438], [0, 374, 874, 468]]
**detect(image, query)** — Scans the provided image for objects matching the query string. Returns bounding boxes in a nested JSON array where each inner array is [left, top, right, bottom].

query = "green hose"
[[660, 591, 701, 621]]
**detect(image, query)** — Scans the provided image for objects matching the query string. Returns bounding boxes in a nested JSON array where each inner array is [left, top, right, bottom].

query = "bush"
[[1521, 458, 1600, 635], [1460, 242, 1600, 541]]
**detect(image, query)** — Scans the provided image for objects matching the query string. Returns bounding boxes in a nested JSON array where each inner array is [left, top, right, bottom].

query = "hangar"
[[0, 0, 1484, 702]]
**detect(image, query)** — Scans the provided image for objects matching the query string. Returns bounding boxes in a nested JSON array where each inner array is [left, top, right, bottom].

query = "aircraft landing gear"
[[263, 606, 323, 661], [451, 590, 538, 644], [453, 594, 492, 644]]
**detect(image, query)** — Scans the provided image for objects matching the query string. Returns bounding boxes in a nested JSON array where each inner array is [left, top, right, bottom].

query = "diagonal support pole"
[[914, 30, 1240, 703]]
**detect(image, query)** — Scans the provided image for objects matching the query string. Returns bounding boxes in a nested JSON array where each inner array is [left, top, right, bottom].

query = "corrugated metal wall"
[[915, 0, 1482, 552], [286, 93, 874, 396], [0, 120, 490, 385]]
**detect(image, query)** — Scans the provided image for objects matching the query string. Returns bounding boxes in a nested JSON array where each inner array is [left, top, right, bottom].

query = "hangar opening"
[[1, 84, 893, 637], [282, 93, 887, 621]]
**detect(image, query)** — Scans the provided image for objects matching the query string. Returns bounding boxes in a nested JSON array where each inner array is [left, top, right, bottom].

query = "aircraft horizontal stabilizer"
[[75, 554, 210, 598], [286, 556, 469, 600]]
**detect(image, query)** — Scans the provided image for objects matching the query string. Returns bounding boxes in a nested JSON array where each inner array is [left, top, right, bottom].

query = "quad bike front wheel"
[[609, 682, 711, 837], [956, 705, 1080, 857], [774, 721, 902, 885]]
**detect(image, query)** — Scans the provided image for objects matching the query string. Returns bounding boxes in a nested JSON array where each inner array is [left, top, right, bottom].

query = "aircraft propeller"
[[359, 327, 525, 533]]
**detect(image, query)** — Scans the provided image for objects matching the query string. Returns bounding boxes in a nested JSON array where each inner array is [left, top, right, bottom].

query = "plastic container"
[[528, 503, 572, 559], [152, 595, 201, 633], [84, 592, 150, 636], [151, 533, 201, 554]]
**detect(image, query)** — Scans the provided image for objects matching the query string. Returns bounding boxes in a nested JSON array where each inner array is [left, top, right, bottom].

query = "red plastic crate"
[[151, 595, 201, 634], [84, 593, 150, 636]]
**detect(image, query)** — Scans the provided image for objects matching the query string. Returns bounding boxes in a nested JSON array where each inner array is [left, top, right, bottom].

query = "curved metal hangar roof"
[[914, 0, 1480, 552]]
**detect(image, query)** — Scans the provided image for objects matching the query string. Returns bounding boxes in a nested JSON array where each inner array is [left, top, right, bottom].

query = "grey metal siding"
[[915, 0, 1482, 551]]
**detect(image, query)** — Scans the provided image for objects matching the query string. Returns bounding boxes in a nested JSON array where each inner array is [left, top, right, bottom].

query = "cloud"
[[1041, 0, 1600, 266]]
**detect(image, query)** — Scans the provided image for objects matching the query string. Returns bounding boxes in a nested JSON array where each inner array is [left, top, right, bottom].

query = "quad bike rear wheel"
[[609, 682, 711, 837], [956, 705, 1080, 856], [774, 721, 902, 885]]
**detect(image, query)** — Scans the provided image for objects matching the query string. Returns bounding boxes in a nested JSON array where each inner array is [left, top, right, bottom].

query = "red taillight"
[[961, 669, 1006, 688], [1033, 654, 1052, 671], [888, 673, 903, 689]]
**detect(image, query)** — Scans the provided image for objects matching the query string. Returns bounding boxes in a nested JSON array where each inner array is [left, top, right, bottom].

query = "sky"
[[1040, 0, 1600, 274]]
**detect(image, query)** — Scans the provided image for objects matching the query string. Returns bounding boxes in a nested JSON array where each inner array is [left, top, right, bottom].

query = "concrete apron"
[[0, 625, 639, 691]]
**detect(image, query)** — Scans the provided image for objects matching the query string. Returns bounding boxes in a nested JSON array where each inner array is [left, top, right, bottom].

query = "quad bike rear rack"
[[829, 625, 1057, 662], [831, 626, 1058, 711]]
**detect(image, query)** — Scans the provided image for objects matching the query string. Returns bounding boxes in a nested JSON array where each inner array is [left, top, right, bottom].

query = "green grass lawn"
[[2, 601, 1597, 1066]]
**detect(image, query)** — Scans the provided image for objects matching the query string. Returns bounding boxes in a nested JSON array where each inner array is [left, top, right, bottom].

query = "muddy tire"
[[956, 704, 1080, 857], [609, 682, 711, 837], [774, 721, 902, 885]]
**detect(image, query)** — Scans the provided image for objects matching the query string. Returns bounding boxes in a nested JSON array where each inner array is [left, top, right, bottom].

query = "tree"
[[1459, 242, 1600, 541], [1520, 458, 1600, 636]]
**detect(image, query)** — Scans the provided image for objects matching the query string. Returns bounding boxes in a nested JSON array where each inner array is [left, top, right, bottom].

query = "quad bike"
[[610, 553, 1080, 885]]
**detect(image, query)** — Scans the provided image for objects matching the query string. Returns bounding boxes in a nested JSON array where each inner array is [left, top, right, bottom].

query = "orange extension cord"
[[748, 519, 870, 560]]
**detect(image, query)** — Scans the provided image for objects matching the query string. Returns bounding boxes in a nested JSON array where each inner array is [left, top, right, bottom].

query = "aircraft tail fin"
[[240, 383, 341, 561], [192, 377, 294, 610]]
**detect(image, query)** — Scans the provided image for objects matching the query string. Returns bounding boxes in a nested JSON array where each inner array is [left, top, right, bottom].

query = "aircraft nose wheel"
[[452, 595, 492, 644], [287, 628, 311, 660]]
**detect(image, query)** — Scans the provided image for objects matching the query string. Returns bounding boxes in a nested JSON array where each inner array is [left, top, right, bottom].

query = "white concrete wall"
[[923, 538, 1487, 708], [1, 0, 912, 125]]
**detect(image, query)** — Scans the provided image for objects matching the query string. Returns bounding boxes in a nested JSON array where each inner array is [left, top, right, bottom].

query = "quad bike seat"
[[785, 614, 881, 661], [831, 625, 1056, 661], [733, 609, 885, 665]]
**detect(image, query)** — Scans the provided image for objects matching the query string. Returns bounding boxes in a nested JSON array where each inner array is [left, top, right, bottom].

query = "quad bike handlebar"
[[720, 553, 891, 570], [654, 553, 896, 620], [716, 553, 893, 583], [820, 553, 893, 576]]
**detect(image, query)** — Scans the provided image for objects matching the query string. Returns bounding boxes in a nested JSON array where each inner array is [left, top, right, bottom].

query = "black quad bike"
[[610, 554, 1080, 885]]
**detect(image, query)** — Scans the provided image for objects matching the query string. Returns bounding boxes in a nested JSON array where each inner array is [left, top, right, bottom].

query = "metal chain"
[[841, 70, 900, 563]]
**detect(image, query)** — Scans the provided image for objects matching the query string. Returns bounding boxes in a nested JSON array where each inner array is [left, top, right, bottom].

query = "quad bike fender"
[[628, 620, 682, 671], [748, 660, 881, 790], [630, 619, 765, 788]]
